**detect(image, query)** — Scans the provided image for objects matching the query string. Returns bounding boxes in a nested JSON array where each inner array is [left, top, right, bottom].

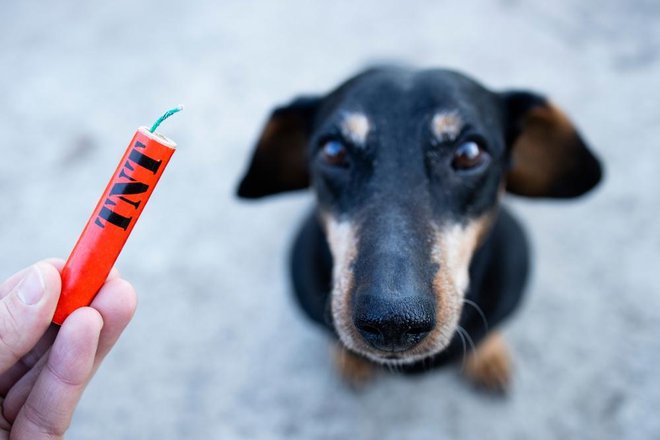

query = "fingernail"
[[17, 266, 46, 305]]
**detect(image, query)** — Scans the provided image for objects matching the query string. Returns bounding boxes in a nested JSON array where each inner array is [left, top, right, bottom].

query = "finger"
[[107, 266, 121, 280], [0, 326, 57, 396], [89, 278, 136, 369], [1, 349, 48, 423], [0, 259, 62, 300], [1, 261, 119, 300], [0, 260, 122, 399], [41, 258, 65, 272], [11, 308, 102, 439], [0, 263, 61, 375], [1, 275, 135, 421]]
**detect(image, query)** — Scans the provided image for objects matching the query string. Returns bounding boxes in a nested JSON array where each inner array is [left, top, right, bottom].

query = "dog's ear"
[[237, 96, 321, 199], [501, 91, 602, 198]]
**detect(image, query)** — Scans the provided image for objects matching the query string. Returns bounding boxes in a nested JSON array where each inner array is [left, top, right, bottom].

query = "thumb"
[[0, 262, 61, 375]]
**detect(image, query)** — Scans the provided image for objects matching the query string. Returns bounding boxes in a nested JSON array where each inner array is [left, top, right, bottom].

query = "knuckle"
[[20, 399, 65, 437], [45, 359, 86, 388], [0, 301, 23, 364]]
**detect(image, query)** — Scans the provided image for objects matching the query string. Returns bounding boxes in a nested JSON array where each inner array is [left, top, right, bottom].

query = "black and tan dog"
[[237, 67, 602, 391]]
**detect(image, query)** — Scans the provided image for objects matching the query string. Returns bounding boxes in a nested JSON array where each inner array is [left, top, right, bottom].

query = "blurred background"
[[1, 1, 659, 439]]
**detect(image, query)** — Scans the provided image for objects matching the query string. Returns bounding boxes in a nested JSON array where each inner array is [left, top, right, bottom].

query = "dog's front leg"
[[462, 330, 512, 393]]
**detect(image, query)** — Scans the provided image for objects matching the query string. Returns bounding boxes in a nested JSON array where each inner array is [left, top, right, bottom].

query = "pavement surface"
[[1, 1, 659, 439]]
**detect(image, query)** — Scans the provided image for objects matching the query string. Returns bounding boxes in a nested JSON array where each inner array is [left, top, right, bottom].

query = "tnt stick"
[[52, 107, 182, 325]]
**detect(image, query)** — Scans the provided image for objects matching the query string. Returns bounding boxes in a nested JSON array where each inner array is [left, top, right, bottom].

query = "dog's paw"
[[331, 343, 375, 390], [462, 331, 512, 393]]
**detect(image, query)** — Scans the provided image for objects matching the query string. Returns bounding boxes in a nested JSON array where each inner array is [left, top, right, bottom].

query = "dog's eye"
[[321, 140, 348, 167], [451, 141, 488, 171]]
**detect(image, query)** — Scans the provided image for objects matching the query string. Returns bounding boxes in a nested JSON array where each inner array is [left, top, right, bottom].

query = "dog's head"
[[237, 67, 602, 365]]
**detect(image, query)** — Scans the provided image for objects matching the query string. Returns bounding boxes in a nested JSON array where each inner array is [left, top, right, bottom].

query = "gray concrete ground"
[[1, 1, 659, 439]]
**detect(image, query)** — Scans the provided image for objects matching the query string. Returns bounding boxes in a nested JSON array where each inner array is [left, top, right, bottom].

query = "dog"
[[236, 67, 602, 391]]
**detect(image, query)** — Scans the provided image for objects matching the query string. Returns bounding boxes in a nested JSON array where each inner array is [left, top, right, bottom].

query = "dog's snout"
[[353, 294, 435, 352]]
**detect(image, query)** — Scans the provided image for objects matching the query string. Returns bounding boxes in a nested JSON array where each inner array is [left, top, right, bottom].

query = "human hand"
[[0, 259, 136, 439]]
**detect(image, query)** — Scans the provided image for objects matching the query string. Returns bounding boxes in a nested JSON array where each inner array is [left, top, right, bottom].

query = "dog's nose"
[[352, 294, 435, 352]]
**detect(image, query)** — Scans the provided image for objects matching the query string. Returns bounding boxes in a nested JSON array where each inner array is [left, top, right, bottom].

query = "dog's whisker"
[[463, 298, 489, 333], [456, 327, 467, 372], [458, 325, 476, 356]]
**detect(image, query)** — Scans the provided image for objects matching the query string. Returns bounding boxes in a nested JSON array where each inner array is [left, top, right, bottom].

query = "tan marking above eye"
[[340, 113, 370, 146], [431, 111, 463, 142]]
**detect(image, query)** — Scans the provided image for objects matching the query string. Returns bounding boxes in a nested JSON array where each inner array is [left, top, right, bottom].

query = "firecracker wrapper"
[[53, 126, 176, 325]]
